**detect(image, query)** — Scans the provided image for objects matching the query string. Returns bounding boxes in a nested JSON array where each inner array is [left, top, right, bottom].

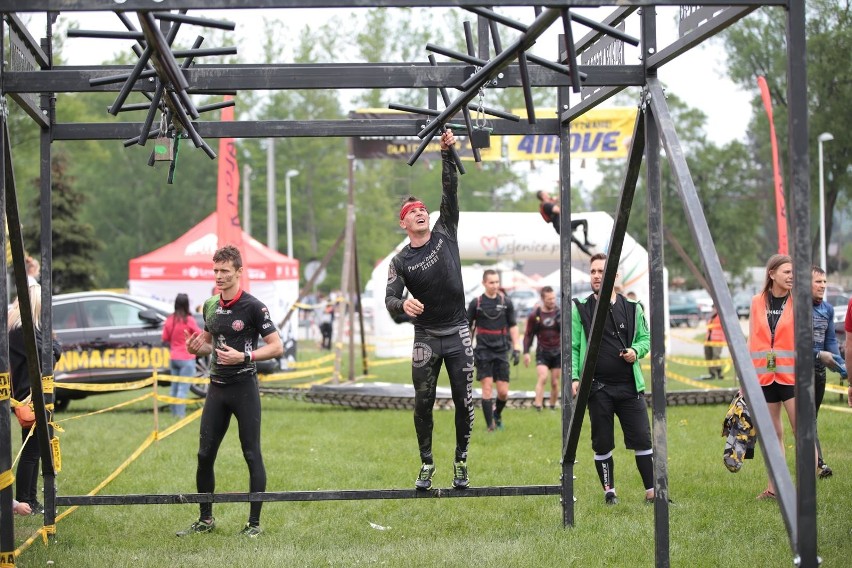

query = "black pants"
[[588, 381, 652, 454], [196, 377, 266, 522], [16, 426, 40, 506], [411, 326, 475, 463]]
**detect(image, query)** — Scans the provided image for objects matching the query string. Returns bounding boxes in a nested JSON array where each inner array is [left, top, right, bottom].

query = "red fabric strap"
[[399, 201, 427, 220]]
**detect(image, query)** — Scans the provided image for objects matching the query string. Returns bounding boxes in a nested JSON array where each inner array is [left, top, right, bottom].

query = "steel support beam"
[[56, 485, 562, 506], [786, 0, 817, 565], [646, 77, 798, 549], [1, 1, 788, 12], [52, 117, 560, 140], [3, 64, 642, 93]]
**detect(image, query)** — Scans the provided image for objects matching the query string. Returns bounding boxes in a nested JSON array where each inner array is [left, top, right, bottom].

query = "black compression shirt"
[[202, 290, 278, 383], [467, 293, 516, 351], [385, 151, 467, 335]]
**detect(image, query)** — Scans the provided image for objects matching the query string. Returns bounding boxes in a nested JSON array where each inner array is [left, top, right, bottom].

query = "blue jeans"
[[170, 358, 196, 418]]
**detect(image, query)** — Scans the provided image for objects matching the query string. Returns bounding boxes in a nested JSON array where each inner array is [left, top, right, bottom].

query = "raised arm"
[[437, 130, 459, 237]]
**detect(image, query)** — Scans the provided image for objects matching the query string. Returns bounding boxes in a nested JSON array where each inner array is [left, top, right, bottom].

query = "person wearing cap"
[[385, 129, 474, 492]]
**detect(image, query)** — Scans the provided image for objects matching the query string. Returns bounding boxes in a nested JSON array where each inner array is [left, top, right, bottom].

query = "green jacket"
[[571, 294, 650, 392]]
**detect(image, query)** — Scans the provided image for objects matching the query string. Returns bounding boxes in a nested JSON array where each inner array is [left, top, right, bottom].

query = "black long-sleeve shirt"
[[385, 151, 467, 336]]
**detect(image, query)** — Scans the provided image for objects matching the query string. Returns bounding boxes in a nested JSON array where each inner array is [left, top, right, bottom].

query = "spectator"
[[571, 253, 653, 506], [704, 307, 726, 380], [811, 266, 847, 478], [748, 254, 802, 500], [522, 286, 561, 411], [467, 269, 521, 431], [162, 293, 201, 418]]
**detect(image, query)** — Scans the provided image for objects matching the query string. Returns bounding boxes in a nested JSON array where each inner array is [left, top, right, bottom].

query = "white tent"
[[369, 211, 657, 357], [128, 212, 300, 333]]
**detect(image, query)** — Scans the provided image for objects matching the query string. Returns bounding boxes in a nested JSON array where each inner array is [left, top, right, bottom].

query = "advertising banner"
[[507, 107, 637, 161]]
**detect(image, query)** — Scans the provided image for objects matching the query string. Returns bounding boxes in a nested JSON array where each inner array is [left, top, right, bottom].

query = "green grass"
[[9, 350, 852, 567]]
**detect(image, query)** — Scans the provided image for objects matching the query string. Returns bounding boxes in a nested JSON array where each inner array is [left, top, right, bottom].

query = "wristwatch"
[[244, 351, 252, 364]]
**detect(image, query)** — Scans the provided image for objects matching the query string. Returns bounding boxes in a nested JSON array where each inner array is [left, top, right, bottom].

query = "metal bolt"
[[562, 104, 569, 110], [648, 47, 656, 54], [497, 73, 504, 79]]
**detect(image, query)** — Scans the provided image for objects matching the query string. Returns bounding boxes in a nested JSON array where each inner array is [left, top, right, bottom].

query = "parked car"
[[733, 291, 753, 319], [668, 292, 701, 328], [508, 288, 539, 318], [50, 291, 278, 409], [686, 289, 714, 316]]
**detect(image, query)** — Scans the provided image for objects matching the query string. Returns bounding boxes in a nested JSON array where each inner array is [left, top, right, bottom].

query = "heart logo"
[[480, 236, 499, 252]]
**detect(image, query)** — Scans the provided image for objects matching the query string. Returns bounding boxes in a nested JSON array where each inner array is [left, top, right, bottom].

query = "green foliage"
[[591, 93, 765, 288], [721, 2, 852, 271], [23, 153, 103, 293]]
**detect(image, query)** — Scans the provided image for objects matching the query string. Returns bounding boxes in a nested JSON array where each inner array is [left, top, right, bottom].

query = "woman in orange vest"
[[748, 254, 796, 500]]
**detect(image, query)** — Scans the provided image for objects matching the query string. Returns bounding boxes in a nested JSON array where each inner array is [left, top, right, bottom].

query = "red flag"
[[216, 96, 250, 290], [757, 76, 788, 255]]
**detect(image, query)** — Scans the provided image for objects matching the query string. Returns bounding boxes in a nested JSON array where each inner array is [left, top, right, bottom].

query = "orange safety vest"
[[748, 294, 795, 386], [706, 313, 726, 345]]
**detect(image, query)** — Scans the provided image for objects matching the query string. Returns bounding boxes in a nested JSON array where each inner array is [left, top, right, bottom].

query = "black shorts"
[[762, 382, 795, 403], [475, 351, 510, 382], [588, 381, 652, 454], [536, 350, 561, 370]]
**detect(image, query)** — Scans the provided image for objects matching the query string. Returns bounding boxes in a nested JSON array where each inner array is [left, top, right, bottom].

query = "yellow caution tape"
[[367, 357, 409, 367], [42, 374, 54, 394], [55, 376, 155, 392], [666, 370, 723, 390], [157, 375, 210, 385], [259, 366, 335, 383], [0, 550, 16, 567], [0, 372, 9, 401], [825, 383, 849, 395], [0, 469, 14, 491], [668, 356, 732, 368], [157, 408, 203, 440], [57, 393, 153, 423], [51, 436, 61, 473], [40, 524, 56, 545], [155, 394, 204, 405], [287, 353, 336, 369]]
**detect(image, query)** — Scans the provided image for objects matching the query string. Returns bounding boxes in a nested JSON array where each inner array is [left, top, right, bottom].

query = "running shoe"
[[818, 462, 833, 479], [238, 523, 262, 538], [452, 461, 469, 490], [415, 463, 436, 491], [604, 491, 619, 506], [494, 414, 504, 430], [176, 518, 215, 536]]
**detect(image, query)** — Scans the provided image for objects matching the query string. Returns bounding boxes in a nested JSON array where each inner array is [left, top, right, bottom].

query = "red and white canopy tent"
[[128, 211, 299, 324]]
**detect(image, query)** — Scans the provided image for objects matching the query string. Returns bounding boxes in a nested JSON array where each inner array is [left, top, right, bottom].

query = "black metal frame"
[[0, 3, 817, 567]]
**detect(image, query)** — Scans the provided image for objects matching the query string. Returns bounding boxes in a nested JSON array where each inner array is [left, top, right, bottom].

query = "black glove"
[[512, 349, 520, 366]]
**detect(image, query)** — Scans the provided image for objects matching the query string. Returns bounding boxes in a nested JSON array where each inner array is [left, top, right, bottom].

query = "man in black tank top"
[[385, 130, 474, 491], [178, 245, 283, 538]]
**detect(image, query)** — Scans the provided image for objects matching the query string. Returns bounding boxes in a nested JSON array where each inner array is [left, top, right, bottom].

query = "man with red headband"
[[385, 129, 474, 491]]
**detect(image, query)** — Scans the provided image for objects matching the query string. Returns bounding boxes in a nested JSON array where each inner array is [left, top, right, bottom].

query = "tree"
[[721, 1, 852, 272], [591, 92, 766, 289], [24, 153, 103, 293]]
